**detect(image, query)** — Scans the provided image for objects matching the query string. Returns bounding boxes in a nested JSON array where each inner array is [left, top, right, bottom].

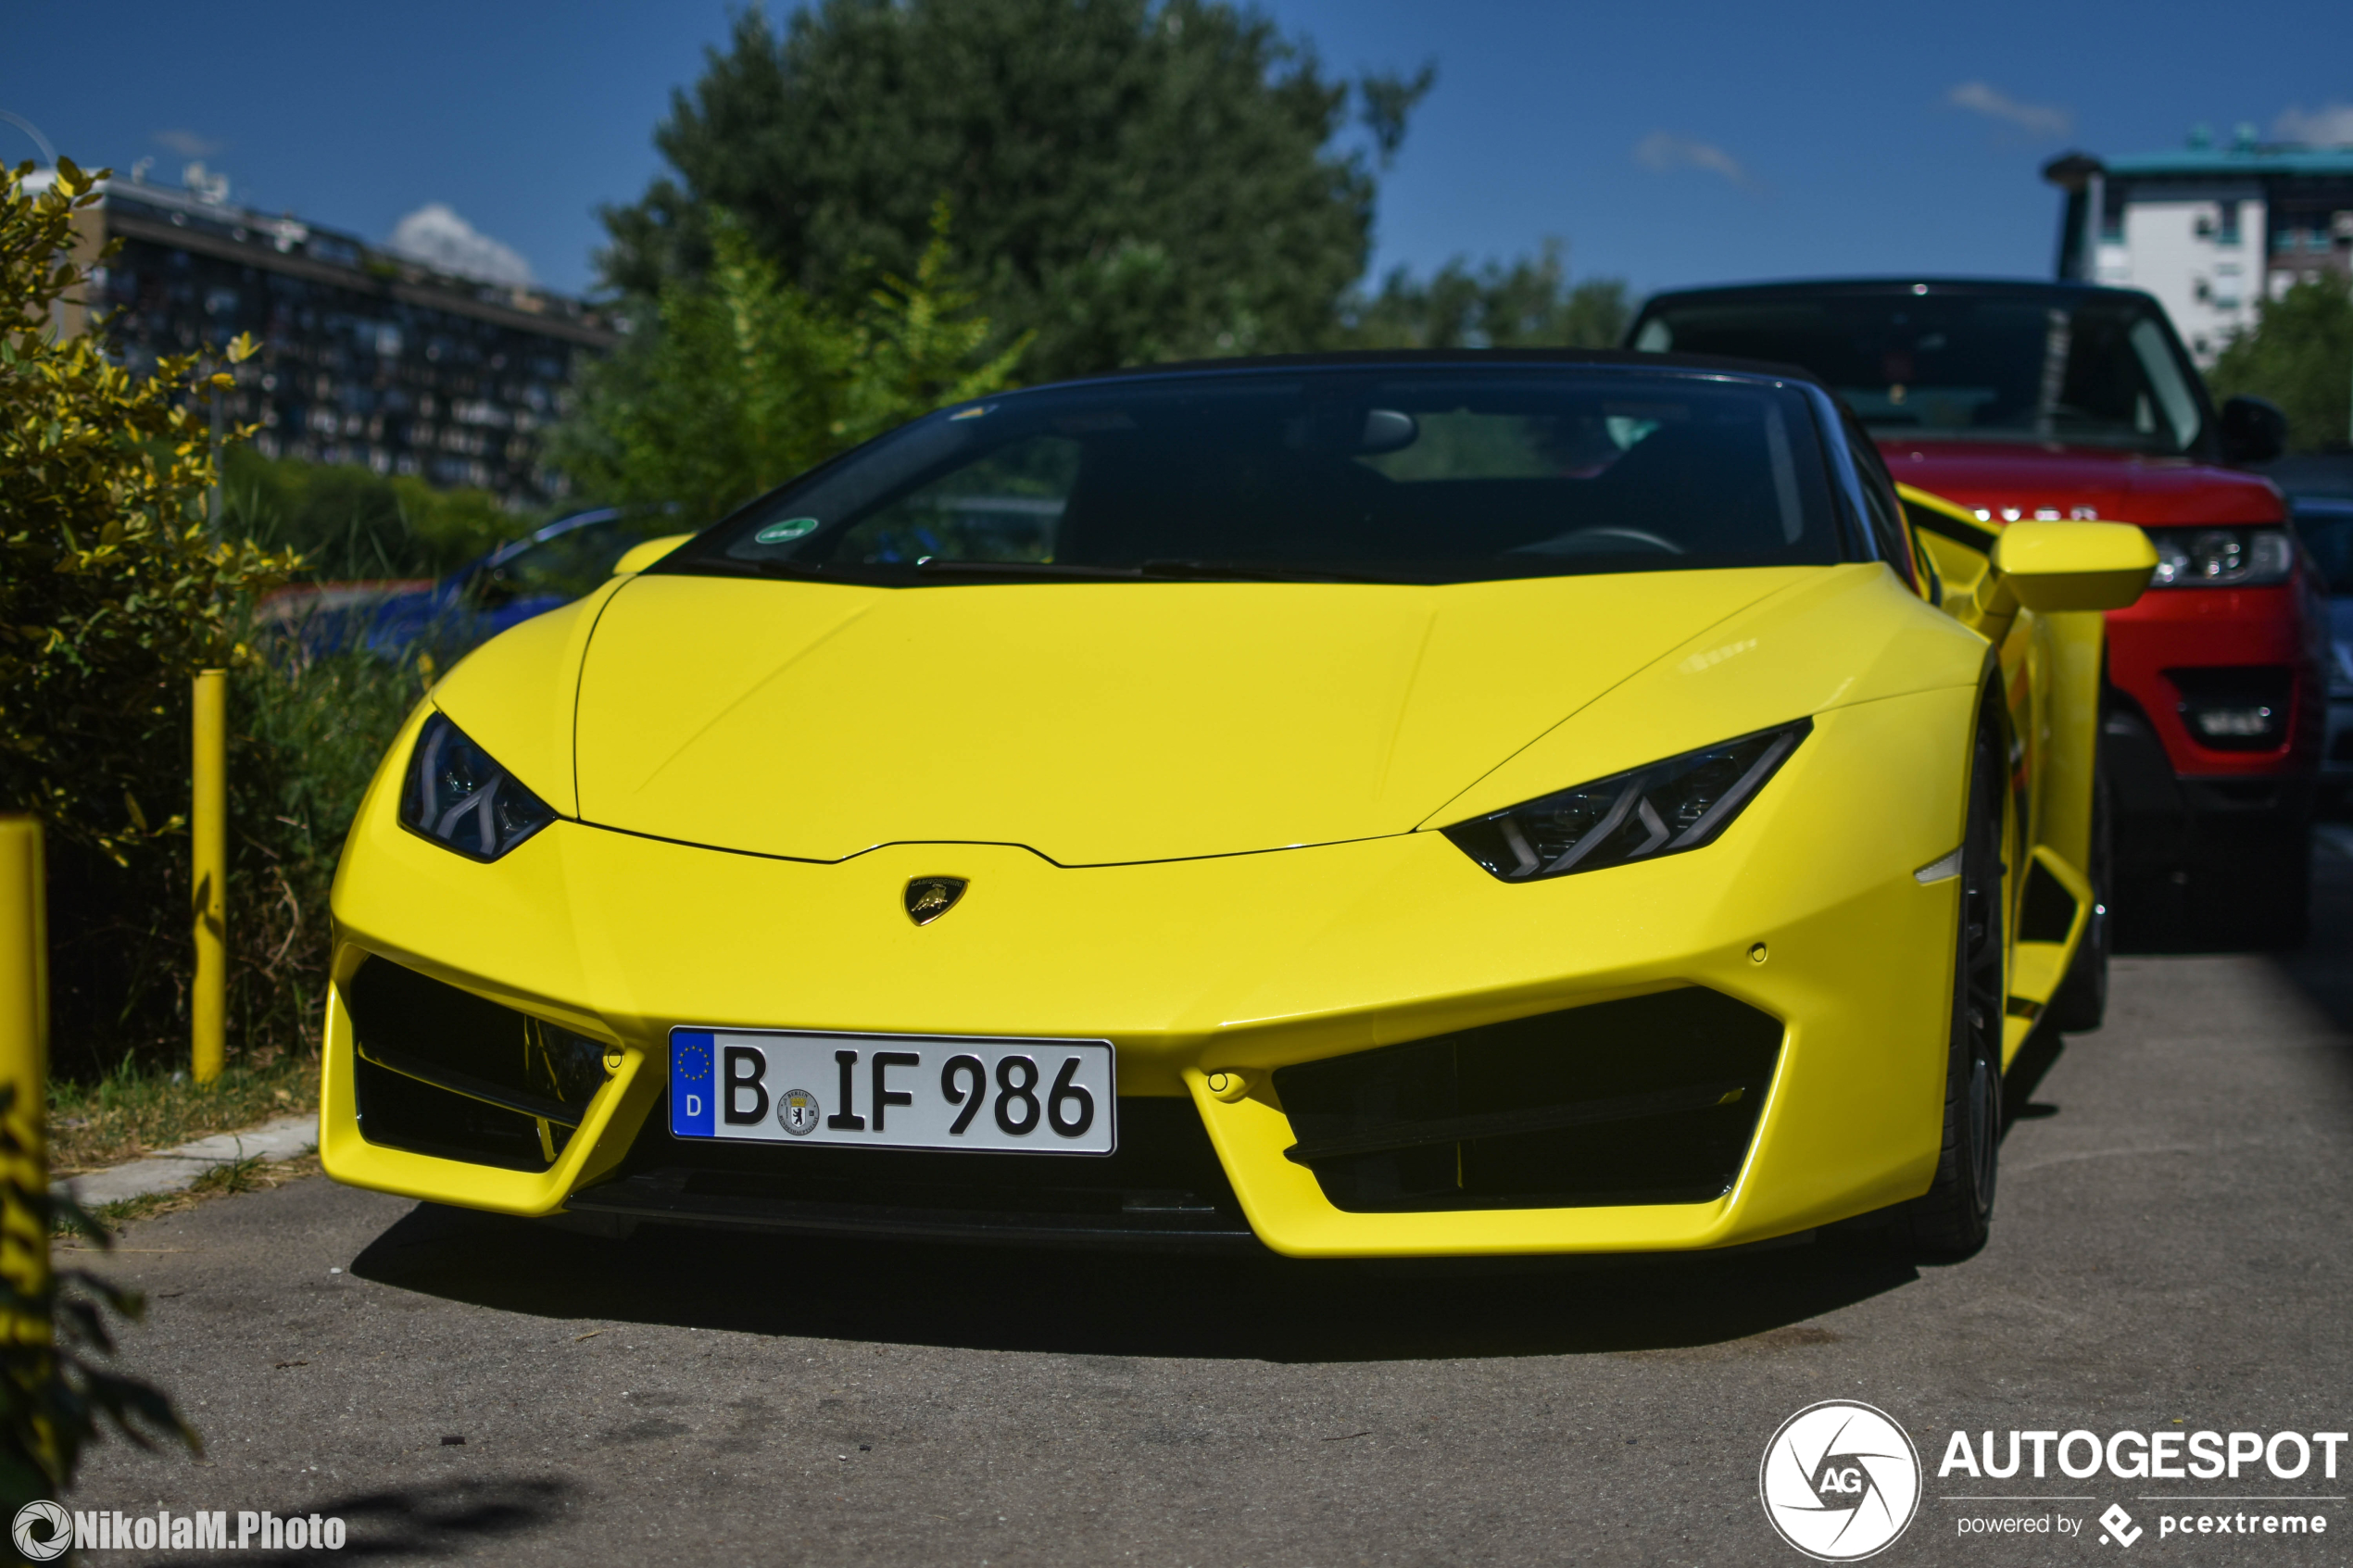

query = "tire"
[[2047, 764, 2110, 1033], [1894, 713, 2006, 1260]]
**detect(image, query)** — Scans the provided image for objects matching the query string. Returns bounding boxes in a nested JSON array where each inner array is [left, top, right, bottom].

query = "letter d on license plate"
[[668, 1029, 1116, 1155]]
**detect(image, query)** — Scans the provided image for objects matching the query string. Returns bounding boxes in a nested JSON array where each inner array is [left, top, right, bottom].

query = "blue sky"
[[6, 1, 2348, 303]]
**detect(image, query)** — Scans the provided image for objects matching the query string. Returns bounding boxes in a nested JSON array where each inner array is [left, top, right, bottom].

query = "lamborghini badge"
[[904, 876, 968, 925]]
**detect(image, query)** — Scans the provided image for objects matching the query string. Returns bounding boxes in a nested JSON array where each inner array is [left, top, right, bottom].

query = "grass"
[[69, 1151, 324, 1235], [47, 1053, 319, 1176]]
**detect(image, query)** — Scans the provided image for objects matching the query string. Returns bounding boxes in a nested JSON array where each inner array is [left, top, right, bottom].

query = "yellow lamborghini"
[[321, 352, 2154, 1260]]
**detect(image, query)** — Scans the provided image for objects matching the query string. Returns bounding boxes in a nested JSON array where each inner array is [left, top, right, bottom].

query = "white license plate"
[[668, 1029, 1116, 1155]]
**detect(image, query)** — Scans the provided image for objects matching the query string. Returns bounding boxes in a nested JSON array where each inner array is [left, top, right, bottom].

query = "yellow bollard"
[[192, 670, 227, 1085], [0, 815, 50, 1345]]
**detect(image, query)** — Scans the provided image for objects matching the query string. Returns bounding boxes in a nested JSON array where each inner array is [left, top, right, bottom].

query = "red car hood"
[[1878, 440, 2283, 527]]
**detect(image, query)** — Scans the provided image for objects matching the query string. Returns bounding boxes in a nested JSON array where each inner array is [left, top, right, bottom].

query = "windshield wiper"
[[912, 558, 1142, 580], [1140, 558, 1426, 584], [749, 557, 828, 578]]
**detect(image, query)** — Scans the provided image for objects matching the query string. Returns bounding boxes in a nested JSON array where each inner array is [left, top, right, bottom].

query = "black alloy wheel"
[[1896, 710, 2007, 1259]]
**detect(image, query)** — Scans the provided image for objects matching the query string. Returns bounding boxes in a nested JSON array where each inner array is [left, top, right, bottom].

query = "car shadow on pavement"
[[350, 1204, 1920, 1363], [170, 1475, 574, 1565]]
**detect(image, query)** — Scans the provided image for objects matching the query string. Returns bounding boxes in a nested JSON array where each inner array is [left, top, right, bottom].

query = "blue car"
[[2291, 495, 2353, 804], [283, 506, 682, 662]]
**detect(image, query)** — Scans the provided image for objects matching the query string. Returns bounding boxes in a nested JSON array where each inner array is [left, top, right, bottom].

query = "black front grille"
[[570, 1096, 1260, 1250], [1272, 988, 1784, 1211], [344, 956, 611, 1171]]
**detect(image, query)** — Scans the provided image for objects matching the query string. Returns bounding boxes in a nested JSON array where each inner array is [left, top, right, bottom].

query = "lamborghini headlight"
[[397, 712, 556, 861], [1442, 719, 1810, 883]]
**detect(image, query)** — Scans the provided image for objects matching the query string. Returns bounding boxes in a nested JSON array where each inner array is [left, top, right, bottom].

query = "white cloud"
[[2274, 102, 2353, 145], [1632, 132, 1749, 186], [1945, 81, 2072, 138], [152, 128, 223, 157], [386, 203, 536, 287]]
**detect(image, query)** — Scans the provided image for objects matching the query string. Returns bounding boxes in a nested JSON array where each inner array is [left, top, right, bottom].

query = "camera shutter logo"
[[1758, 1400, 1922, 1561], [14, 1500, 70, 1562]]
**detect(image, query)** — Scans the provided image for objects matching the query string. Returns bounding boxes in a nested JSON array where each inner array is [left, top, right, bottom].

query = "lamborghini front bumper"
[[323, 686, 1976, 1258]]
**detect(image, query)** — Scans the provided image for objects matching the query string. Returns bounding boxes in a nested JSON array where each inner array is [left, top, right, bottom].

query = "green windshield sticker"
[[755, 517, 821, 544]]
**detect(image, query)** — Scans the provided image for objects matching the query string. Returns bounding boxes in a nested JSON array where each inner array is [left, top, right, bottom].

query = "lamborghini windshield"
[[1632, 291, 2208, 455], [666, 367, 1847, 585]]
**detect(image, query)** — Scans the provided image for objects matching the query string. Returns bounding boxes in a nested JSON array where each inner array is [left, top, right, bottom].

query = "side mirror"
[[611, 533, 694, 575], [1992, 521, 2157, 612], [2218, 395, 2287, 465]]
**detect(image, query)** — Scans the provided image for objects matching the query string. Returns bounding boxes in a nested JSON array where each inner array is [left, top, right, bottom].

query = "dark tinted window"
[[672, 368, 1846, 586], [1634, 293, 2208, 455]]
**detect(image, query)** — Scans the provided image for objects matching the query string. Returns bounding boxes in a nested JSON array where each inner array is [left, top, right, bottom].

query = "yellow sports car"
[[321, 352, 2153, 1260]]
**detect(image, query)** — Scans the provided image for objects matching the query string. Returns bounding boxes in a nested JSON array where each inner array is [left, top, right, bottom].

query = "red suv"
[[1630, 280, 2323, 949]]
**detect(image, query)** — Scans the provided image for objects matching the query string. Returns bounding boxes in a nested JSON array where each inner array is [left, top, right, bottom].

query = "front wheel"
[[1894, 716, 2007, 1259]]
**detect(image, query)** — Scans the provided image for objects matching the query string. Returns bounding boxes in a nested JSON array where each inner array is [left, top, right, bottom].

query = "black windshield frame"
[[657, 362, 1864, 588]]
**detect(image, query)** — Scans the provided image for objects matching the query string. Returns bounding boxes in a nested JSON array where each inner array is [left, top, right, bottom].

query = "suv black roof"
[[1633, 276, 2165, 313]]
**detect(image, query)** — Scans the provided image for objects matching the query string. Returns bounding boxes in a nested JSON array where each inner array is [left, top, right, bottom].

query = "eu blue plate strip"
[[671, 1030, 715, 1138]]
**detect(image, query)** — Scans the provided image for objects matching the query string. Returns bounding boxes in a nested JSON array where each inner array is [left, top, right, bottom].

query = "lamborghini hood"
[[564, 570, 1812, 866]]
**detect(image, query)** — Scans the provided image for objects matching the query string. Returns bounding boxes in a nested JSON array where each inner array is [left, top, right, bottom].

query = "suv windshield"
[[1633, 292, 2208, 455], [667, 367, 1846, 585]]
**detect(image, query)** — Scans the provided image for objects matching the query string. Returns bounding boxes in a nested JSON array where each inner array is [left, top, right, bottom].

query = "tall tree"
[[599, 0, 1432, 381], [560, 205, 1025, 528], [1335, 240, 1631, 351], [2208, 278, 2353, 453]]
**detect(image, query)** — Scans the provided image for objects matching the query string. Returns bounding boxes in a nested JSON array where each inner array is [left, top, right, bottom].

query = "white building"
[[2044, 127, 2353, 365]]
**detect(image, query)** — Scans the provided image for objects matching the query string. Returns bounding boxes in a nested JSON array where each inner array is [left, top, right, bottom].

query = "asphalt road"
[[69, 841, 2353, 1566]]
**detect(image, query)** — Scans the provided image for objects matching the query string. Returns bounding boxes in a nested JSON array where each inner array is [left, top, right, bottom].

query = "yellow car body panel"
[[321, 480, 2137, 1257], [568, 569, 1806, 866]]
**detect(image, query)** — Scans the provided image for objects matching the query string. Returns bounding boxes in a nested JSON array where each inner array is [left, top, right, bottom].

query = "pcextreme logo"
[[1759, 1400, 1924, 1562]]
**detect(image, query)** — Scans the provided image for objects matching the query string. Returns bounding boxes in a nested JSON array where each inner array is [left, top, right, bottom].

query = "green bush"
[[2, 161, 428, 1078], [220, 446, 525, 581], [45, 638, 425, 1081], [0, 161, 298, 867]]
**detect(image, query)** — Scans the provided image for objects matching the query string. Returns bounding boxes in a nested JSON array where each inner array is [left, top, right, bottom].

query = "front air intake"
[[343, 957, 611, 1171], [1272, 987, 1783, 1211]]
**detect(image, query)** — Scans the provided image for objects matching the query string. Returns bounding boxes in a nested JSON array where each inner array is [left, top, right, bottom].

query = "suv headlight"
[[1442, 719, 1810, 883], [2145, 527, 2295, 587], [398, 712, 557, 860]]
